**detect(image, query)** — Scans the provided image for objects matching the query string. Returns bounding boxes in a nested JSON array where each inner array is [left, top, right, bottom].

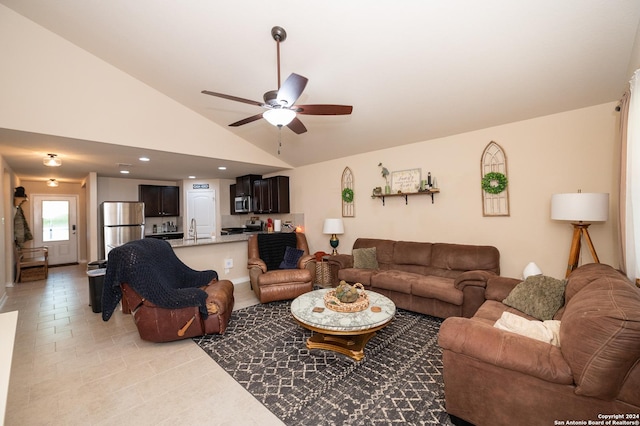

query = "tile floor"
[[1, 264, 284, 425]]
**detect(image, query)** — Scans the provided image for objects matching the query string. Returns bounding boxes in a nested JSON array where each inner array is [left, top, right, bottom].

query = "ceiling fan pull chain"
[[278, 126, 282, 155]]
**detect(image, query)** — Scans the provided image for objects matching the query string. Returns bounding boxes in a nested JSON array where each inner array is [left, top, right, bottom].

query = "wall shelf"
[[372, 189, 440, 205]]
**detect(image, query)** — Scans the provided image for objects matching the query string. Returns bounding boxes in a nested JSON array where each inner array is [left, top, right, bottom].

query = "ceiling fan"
[[201, 26, 353, 135]]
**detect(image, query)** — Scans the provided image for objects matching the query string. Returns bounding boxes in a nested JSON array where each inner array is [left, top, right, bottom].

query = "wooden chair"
[[15, 245, 48, 282]]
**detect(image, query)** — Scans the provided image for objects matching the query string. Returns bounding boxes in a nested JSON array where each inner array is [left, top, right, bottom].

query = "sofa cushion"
[[471, 299, 539, 326], [411, 275, 463, 306], [430, 243, 500, 274], [352, 247, 378, 269], [353, 238, 395, 264], [502, 275, 567, 320], [372, 271, 463, 306], [392, 241, 432, 267], [338, 268, 377, 287], [560, 271, 640, 400], [564, 262, 626, 305]]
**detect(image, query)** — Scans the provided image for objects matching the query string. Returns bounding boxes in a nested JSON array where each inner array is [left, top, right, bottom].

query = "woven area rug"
[[194, 300, 453, 426]]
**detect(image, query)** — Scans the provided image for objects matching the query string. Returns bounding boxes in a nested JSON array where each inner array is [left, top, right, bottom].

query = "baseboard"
[[229, 276, 250, 285]]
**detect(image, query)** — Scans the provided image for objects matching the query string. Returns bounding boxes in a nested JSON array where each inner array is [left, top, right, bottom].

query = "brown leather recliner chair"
[[247, 232, 315, 303], [102, 238, 234, 342], [120, 279, 234, 342]]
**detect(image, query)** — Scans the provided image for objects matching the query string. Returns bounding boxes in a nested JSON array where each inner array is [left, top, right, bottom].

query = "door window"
[[42, 200, 70, 242]]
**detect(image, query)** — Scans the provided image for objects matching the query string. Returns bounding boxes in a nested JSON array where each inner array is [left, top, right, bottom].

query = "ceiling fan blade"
[[201, 90, 263, 107], [287, 116, 307, 134], [296, 104, 353, 115], [229, 113, 264, 127], [277, 73, 308, 107]]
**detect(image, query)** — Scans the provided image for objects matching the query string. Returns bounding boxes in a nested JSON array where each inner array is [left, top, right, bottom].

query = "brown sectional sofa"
[[327, 238, 500, 319], [438, 263, 640, 426]]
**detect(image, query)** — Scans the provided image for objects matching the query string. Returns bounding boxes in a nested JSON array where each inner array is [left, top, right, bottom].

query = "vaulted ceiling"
[[1, 1, 639, 183]]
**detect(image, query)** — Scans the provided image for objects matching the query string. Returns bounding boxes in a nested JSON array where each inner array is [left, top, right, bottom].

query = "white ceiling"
[[1, 0, 639, 183]]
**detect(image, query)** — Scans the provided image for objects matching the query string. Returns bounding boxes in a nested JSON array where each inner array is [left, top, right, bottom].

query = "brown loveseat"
[[327, 238, 500, 318], [438, 263, 640, 426]]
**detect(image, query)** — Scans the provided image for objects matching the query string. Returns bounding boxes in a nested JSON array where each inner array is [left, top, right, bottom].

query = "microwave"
[[234, 195, 251, 213]]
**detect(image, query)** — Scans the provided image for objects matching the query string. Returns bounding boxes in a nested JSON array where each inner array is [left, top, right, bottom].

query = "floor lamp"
[[551, 192, 609, 278]]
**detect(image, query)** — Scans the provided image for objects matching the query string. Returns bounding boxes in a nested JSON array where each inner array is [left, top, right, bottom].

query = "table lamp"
[[551, 191, 609, 277], [323, 218, 344, 255]]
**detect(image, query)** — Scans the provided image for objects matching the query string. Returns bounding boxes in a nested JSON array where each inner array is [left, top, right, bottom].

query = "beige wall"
[[0, 4, 290, 170], [1, 156, 20, 294], [287, 102, 620, 279], [15, 180, 88, 263]]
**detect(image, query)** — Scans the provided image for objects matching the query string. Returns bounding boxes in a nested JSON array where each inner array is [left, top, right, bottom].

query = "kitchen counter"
[[168, 233, 254, 248], [145, 232, 184, 240]]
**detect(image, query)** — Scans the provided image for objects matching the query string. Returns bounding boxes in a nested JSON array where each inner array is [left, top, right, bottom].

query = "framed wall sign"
[[391, 169, 421, 193]]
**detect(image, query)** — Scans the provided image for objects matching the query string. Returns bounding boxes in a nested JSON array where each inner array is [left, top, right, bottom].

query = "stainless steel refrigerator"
[[101, 201, 145, 258]]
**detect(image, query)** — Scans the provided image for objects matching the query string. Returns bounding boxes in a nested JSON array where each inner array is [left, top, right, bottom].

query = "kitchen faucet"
[[189, 218, 197, 242]]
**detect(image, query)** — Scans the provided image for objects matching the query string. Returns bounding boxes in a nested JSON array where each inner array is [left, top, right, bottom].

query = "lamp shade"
[[522, 262, 542, 279], [551, 193, 609, 222], [263, 108, 296, 126], [322, 218, 344, 235], [43, 153, 62, 167]]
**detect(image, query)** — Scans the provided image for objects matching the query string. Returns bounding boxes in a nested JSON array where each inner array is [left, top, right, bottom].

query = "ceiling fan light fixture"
[[43, 153, 62, 167], [263, 108, 296, 127]]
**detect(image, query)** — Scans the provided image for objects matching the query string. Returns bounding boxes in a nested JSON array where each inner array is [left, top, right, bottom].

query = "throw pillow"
[[279, 246, 304, 269], [353, 247, 378, 269], [502, 275, 567, 320]]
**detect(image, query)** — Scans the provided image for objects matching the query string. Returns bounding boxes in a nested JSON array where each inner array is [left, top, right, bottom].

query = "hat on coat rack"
[[14, 186, 27, 198]]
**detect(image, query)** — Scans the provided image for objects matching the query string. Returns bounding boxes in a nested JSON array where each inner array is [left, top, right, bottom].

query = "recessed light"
[[120, 170, 130, 174], [139, 157, 150, 162], [188, 175, 196, 179], [218, 166, 227, 170]]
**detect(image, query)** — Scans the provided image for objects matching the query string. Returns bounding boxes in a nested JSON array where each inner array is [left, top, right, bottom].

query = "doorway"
[[187, 189, 216, 238], [32, 194, 79, 265]]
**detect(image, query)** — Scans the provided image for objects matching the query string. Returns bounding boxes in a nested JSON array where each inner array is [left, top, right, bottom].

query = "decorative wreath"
[[481, 172, 508, 194], [342, 187, 354, 203]]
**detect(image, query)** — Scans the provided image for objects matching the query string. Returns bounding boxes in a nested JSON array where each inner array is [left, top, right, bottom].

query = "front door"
[[32, 194, 79, 265]]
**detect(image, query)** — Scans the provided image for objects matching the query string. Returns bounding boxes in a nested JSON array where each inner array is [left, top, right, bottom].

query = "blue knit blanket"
[[101, 238, 218, 321], [257, 233, 298, 271]]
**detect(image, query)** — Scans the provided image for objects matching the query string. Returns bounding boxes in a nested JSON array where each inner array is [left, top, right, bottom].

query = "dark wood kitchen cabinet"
[[229, 184, 237, 214], [236, 174, 261, 197], [139, 185, 180, 217], [252, 176, 290, 214]]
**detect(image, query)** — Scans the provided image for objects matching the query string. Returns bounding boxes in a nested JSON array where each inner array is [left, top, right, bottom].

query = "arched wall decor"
[[341, 167, 354, 217], [481, 141, 510, 216]]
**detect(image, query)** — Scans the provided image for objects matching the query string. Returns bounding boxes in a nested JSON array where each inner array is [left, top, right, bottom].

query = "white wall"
[[0, 4, 290, 170], [287, 102, 620, 279]]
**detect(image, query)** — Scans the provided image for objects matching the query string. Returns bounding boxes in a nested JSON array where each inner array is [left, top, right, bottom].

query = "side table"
[[315, 256, 332, 288]]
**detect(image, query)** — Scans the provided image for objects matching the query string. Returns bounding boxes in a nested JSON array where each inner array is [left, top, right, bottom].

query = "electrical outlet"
[[224, 258, 233, 269]]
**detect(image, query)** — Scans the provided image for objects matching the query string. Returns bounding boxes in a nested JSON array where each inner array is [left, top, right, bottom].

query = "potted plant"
[[378, 163, 390, 194]]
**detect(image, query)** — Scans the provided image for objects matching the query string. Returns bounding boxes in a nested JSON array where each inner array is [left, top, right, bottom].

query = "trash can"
[[87, 260, 107, 313]]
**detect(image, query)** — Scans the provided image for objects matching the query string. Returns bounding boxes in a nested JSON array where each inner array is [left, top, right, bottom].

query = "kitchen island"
[[168, 233, 261, 283]]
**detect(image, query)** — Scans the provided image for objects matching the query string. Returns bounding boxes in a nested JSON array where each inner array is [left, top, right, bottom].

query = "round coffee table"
[[290, 288, 396, 361]]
